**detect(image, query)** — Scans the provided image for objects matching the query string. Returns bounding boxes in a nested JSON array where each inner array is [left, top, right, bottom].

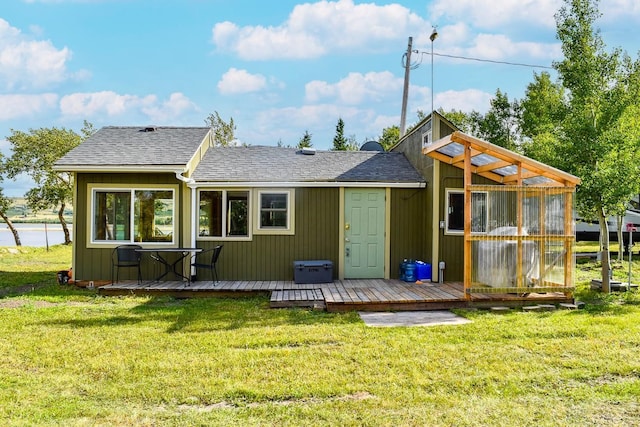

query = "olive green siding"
[[389, 188, 426, 278], [390, 113, 458, 276], [73, 174, 425, 282], [437, 163, 495, 281], [196, 187, 340, 281], [73, 172, 185, 282]]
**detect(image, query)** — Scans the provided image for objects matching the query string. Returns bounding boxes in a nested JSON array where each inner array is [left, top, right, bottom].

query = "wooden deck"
[[97, 279, 574, 312]]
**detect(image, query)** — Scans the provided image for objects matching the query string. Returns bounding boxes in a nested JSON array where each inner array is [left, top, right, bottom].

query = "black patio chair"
[[191, 245, 223, 284], [111, 244, 143, 284]]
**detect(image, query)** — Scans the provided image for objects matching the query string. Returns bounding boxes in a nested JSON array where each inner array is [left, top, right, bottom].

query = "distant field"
[[5, 197, 72, 224]]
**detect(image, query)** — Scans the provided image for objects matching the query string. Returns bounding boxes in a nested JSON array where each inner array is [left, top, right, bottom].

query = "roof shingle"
[[55, 126, 210, 168], [191, 145, 424, 183]]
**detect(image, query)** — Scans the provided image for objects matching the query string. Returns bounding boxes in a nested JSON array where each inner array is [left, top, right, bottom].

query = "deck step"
[[270, 289, 325, 309]]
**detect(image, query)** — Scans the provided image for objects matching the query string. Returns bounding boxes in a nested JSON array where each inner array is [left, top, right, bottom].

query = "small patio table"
[[135, 247, 202, 285]]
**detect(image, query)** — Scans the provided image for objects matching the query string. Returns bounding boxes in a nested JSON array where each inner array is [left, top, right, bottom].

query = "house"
[[55, 113, 580, 301], [54, 126, 426, 283]]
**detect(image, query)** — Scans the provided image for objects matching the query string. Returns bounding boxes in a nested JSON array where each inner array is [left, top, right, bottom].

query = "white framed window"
[[198, 189, 251, 240], [422, 130, 432, 147], [422, 120, 433, 148], [89, 185, 177, 246], [445, 189, 488, 235], [254, 189, 295, 235]]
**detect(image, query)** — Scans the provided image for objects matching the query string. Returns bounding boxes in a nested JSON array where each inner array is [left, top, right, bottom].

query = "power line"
[[414, 50, 554, 70]]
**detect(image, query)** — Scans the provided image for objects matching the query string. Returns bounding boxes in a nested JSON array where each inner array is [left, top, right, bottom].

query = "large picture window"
[[445, 189, 488, 234], [91, 187, 175, 244], [198, 190, 249, 239]]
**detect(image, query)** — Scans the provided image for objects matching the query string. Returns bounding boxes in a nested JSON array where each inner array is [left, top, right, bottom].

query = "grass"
[[1, 246, 640, 426]]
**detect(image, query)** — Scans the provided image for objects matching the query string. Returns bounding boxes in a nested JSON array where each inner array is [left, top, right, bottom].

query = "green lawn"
[[1, 245, 639, 426]]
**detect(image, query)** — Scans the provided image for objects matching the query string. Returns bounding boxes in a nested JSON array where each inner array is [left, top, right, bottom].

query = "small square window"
[[254, 190, 295, 235]]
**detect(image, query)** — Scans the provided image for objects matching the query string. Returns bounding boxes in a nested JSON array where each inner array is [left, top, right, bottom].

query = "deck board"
[[99, 279, 573, 311]]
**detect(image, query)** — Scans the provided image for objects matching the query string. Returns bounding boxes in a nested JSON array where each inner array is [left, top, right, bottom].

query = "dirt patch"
[[0, 283, 49, 298], [0, 299, 58, 309]]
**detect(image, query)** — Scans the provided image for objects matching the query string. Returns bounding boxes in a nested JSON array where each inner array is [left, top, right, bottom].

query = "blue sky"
[[1, 0, 639, 197]]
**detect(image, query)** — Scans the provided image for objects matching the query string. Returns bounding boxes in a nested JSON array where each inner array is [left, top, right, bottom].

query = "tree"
[[205, 111, 237, 146], [519, 72, 566, 139], [345, 135, 360, 151], [440, 108, 481, 135], [477, 90, 520, 150], [332, 118, 348, 151], [440, 91, 520, 150], [378, 125, 399, 151], [297, 130, 313, 149], [533, 0, 640, 292], [519, 72, 567, 165], [3, 124, 91, 245], [0, 154, 21, 246]]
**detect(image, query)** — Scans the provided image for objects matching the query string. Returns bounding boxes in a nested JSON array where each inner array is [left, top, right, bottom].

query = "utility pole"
[[399, 36, 413, 137]]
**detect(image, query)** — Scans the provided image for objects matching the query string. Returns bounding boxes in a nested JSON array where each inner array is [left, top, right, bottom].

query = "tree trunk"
[[617, 214, 624, 262], [0, 211, 22, 246], [598, 208, 611, 293], [58, 202, 71, 245]]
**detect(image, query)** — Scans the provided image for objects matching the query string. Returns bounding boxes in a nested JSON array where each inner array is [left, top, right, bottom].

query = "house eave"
[[188, 181, 426, 189], [52, 165, 187, 173]]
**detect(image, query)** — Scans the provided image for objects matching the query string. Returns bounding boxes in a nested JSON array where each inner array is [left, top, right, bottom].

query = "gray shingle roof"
[[191, 146, 425, 183], [55, 126, 210, 168]]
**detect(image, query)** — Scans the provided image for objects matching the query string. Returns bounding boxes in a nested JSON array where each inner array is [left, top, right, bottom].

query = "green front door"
[[344, 188, 385, 278]]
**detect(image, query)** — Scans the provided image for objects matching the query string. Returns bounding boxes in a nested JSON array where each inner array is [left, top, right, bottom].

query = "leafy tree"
[[297, 130, 313, 149], [205, 111, 237, 146], [378, 125, 399, 151], [0, 154, 21, 246], [519, 72, 566, 138], [3, 124, 92, 245], [477, 90, 520, 150], [528, 0, 640, 292], [440, 108, 481, 135], [519, 72, 567, 165], [440, 91, 520, 150], [345, 135, 360, 151], [332, 118, 348, 151]]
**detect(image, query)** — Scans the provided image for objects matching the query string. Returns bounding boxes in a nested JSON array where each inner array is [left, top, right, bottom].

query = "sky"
[[1, 0, 639, 197]]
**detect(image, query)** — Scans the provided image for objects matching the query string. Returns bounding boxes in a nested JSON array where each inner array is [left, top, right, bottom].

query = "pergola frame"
[[424, 131, 581, 298]]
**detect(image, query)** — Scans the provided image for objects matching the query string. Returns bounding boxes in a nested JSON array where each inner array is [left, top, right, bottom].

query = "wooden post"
[[564, 190, 574, 294], [538, 189, 547, 285], [464, 142, 472, 299], [515, 162, 523, 288]]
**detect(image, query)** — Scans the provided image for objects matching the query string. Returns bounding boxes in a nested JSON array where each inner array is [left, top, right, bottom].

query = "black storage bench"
[[293, 260, 333, 284]]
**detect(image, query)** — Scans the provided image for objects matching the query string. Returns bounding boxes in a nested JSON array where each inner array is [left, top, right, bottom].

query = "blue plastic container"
[[415, 261, 432, 281], [404, 260, 416, 282]]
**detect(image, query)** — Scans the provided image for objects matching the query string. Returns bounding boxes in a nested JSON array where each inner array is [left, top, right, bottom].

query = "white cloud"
[[217, 68, 267, 94], [212, 0, 427, 60], [59, 91, 153, 117], [434, 89, 493, 113], [467, 34, 561, 61], [0, 18, 72, 89], [305, 71, 403, 105], [59, 91, 197, 123], [599, 0, 640, 21], [430, 0, 561, 30], [142, 92, 199, 123], [0, 93, 58, 120]]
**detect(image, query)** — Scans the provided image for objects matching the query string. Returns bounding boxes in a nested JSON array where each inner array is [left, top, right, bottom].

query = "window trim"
[[87, 183, 178, 248], [196, 188, 252, 241], [444, 188, 488, 235], [253, 189, 295, 235]]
